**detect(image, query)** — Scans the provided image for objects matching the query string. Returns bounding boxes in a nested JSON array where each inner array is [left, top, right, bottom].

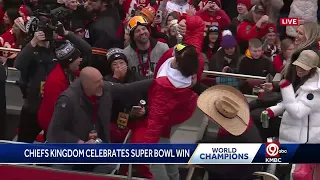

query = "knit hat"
[[261, 23, 277, 36], [25, 16, 39, 36], [106, 48, 128, 64], [55, 40, 80, 63], [221, 30, 237, 49], [106, 48, 128, 73], [140, 6, 156, 23], [237, 0, 252, 10], [14, 16, 30, 33]]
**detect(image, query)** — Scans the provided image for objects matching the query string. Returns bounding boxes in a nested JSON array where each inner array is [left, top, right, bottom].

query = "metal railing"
[[2, 47, 264, 100], [0, 47, 21, 53], [203, 70, 266, 80]]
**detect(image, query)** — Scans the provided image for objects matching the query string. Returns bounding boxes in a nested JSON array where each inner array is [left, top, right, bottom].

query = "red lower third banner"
[[0, 165, 124, 180]]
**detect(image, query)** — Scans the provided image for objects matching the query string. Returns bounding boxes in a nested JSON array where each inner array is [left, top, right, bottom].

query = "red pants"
[[113, 120, 153, 179], [109, 122, 130, 143]]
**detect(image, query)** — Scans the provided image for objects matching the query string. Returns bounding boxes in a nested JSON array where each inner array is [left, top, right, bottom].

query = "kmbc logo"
[[265, 142, 287, 163]]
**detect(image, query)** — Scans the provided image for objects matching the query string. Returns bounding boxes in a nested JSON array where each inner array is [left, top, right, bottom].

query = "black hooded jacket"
[[104, 59, 147, 124]]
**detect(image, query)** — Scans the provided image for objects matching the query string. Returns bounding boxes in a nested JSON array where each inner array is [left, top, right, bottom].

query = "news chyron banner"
[[0, 143, 317, 164]]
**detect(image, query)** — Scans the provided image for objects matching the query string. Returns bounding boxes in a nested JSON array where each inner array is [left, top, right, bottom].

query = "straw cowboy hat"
[[197, 85, 250, 136]]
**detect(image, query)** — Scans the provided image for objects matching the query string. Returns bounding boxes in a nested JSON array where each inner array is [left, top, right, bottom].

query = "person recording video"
[[14, 16, 92, 143]]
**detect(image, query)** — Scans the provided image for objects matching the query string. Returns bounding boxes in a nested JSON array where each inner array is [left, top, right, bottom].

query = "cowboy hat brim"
[[197, 85, 250, 136]]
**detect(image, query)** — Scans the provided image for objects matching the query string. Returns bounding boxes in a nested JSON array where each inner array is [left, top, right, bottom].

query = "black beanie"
[[55, 40, 81, 64], [106, 48, 128, 64]]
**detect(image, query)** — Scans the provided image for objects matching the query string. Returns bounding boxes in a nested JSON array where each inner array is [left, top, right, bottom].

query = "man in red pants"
[[127, 14, 205, 180]]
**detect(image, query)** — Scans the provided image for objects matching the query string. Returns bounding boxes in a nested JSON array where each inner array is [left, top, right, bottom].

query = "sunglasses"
[[127, 16, 148, 31], [209, 26, 218, 32], [175, 43, 194, 55]]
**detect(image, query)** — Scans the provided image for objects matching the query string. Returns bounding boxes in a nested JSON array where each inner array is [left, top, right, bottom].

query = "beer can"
[[261, 110, 269, 128], [139, 100, 146, 107], [95, 138, 103, 143]]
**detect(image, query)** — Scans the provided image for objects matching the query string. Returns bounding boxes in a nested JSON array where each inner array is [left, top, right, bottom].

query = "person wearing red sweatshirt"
[[230, 0, 251, 35], [195, 0, 231, 35], [38, 36, 91, 134], [237, 5, 273, 53]]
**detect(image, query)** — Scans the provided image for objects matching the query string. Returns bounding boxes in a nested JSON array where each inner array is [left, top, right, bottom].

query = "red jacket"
[[155, 15, 205, 81], [142, 77, 198, 143], [38, 64, 70, 132], [237, 21, 273, 41], [137, 15, 205, 143], [195, 9, 231, 34]]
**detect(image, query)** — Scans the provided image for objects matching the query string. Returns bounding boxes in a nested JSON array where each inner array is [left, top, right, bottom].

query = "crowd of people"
[[0, 0, 320, 179]]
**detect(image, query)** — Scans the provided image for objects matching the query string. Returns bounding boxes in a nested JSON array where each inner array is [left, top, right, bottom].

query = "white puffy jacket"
[[268, 68, 320, 143]]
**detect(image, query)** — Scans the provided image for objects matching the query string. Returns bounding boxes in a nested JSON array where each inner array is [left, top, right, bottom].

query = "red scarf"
[[136, 46, 152, 76]]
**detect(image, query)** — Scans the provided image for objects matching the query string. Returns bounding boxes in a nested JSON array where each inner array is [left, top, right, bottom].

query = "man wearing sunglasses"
[[124, 16, 169, 79]]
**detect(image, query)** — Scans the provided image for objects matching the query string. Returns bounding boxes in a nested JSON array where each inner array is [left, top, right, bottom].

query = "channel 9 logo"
[[265, 142, 287, 163]]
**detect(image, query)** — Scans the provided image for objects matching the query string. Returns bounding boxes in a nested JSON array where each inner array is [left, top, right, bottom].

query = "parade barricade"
[[1, 47, 279, 179], [0, 164, 147, 180]]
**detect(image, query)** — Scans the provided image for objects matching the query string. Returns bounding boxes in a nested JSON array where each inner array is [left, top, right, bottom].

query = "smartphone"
[[156, 10, 162, 19], [131, 106, 142, 114]]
